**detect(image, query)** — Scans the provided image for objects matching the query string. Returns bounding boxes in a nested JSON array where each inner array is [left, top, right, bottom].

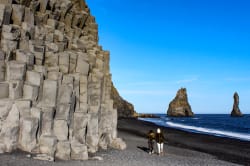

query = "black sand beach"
[[118, 118, 250, 166], [0, 118, 249, 166]]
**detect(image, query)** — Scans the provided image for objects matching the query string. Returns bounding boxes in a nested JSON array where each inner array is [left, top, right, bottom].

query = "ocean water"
[[139, 114, 250, 141]]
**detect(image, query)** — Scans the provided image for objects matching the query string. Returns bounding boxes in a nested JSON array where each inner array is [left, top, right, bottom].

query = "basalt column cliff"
[[0, 0, 125, 161]]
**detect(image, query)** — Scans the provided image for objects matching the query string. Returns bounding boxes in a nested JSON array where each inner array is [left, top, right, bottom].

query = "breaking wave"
[[166, 121, 250, 141]]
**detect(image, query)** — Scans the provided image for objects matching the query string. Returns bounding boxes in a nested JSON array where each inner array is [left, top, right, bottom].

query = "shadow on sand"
[[137, 146, 149, 153]]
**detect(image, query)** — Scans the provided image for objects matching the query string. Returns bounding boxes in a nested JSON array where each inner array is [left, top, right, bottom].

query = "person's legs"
[[148, 141, 151, 153], [151, 141, 154, 153], [160, 143, 164, 154], [157, 143, 161, 155], [148, 141, 153, 154]]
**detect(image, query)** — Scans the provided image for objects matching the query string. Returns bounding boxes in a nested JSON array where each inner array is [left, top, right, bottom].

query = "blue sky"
[[86, 0, 250, 114]]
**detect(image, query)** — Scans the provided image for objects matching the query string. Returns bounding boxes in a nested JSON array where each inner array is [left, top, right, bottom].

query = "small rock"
[[90, 156, 103, 161], [33, 154, 54, 162], [26, 154, 31, 158], [110, 138, 127, 150]]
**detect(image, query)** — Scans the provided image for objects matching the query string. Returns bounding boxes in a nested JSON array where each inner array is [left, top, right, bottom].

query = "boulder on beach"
[[231, 92, 243, 117], [167, 88, 194, 117]]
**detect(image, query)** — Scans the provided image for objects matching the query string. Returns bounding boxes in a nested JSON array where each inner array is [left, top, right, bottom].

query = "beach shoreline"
[[118, 118, 250, 165], [0, 118, 248, 166]]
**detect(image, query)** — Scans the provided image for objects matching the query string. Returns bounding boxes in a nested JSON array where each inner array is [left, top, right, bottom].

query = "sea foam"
[[166, 122, 250, 141]]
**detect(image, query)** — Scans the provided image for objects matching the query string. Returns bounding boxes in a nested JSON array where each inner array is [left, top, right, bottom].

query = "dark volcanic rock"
[[136, 113, 159, 118], [167, 88, 194, 117], [111, 83, 137, 118], [231, 92, 243, 117]]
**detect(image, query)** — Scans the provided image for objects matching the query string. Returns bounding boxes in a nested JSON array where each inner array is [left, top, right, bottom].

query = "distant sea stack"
[[167, 88, 194, 117], [231, 92, 243, 117], [111, 83, 137, 118]]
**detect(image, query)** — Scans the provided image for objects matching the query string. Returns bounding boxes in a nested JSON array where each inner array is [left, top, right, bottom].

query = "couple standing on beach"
[[147, 128, 165, 155]]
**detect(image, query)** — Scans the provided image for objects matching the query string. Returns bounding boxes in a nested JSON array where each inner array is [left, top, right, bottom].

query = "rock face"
[[231, 92, 243, 117], [111, 83, 136, 118], [0, 0, 125, 161], [167, 88, 194, 117]]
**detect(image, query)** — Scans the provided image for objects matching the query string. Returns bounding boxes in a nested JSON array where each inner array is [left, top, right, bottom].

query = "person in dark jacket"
[[155, 128, 165, 155], [147, 130, 155, 154]]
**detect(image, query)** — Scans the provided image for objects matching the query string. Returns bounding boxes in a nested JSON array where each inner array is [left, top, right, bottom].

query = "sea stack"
[[167, 88, 194, 117], [0, 0, 126, 161], [231, 92, 243, 117]]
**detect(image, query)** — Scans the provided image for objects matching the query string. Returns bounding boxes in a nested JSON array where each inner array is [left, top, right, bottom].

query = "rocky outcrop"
[[111, 83, 136, 118], [0, 0, 125, 161], [167, 88, 194, 117], [231, 92, 243, 117]]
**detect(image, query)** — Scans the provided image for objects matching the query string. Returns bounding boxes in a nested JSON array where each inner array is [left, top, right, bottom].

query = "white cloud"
[[176, 77, 198, 84], [225, 77, 250, 82], [119, 90, 175, 96], [123, 81, 168, 86]]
